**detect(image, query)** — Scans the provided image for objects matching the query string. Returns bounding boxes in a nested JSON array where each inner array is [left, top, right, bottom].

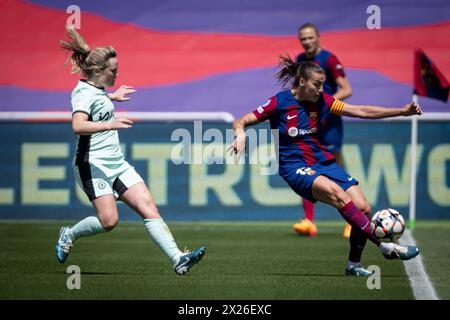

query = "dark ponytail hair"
[[276, 55, 324, 87]]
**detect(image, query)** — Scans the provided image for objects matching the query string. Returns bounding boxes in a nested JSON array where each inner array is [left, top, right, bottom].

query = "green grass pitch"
[[0, 220, 448, 300]]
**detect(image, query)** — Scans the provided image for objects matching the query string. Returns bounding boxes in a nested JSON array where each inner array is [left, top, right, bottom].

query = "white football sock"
[[70, 216, 106, 241], [379, 242, 396, 255], [144, 218, 182, 266]]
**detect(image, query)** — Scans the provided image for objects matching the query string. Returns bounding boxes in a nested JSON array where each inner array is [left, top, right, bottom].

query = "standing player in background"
[[55, 26, 205, 275], [229, 59, 421, 276], [293, 23, 353, 238]]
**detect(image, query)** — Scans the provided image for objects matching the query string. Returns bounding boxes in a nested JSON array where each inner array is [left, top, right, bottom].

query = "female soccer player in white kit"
[[55, 27, 205, 275]]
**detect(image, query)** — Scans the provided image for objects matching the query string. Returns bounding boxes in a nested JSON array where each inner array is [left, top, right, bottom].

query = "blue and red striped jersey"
[[252, 90, 345, 168], [296, 49, 345, 95]]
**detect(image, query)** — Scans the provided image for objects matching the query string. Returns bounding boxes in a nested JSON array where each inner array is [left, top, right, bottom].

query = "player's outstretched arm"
[[72, 112, 133, 135], [341, 102, 422, 119], [228, 112, 260, 164]]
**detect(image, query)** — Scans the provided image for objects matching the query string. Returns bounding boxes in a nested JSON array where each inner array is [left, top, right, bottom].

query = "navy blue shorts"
[[280, 160, 358, 203], [320, 115, 343, 153]]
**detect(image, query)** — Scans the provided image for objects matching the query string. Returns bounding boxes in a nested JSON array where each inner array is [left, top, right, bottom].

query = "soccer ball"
[[371, 208, 405, 242]]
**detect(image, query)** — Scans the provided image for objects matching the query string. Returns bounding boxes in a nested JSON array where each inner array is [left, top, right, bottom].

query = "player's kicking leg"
[[312, 178, 420, 277], [382, 245, 420, 260], [119, 181, 206, 275]]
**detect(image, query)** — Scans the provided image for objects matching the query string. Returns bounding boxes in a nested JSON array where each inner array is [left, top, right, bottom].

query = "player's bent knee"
[[102, 221, 118, 231], [100, 216, 119, 231]]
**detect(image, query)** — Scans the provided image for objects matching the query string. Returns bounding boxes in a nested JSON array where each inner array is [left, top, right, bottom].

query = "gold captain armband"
[[330, 100, 345, 116]]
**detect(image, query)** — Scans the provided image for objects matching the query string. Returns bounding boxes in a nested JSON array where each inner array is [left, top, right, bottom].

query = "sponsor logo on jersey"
[[287, 115, 297, 120], [288, 127, 298, 137], [288, 127, 318, 137], [98, 112, 111, 121], [298, 127, 318, 135]]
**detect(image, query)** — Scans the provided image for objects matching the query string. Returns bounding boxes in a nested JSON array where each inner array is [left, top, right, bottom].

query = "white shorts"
[[74, 159, 143, 201]]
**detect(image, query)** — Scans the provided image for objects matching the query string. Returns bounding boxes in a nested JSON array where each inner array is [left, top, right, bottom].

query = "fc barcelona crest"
[[309, 112, 317, 120]]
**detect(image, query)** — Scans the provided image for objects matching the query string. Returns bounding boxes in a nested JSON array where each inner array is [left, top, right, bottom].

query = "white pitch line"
[[399, 229, 439, 300]]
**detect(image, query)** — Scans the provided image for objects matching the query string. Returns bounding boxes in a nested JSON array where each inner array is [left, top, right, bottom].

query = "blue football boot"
[[55, 226, 73, 263], [383, 245, 420, 260], [345, 265, 374, 277], [174, 246, 206, 275]]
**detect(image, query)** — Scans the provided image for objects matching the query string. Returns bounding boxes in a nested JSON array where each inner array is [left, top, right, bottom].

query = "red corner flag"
[[414, 48, 449, 102]]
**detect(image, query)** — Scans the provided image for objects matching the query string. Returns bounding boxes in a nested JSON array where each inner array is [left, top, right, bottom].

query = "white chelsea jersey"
[[71, 80, 124, 164]]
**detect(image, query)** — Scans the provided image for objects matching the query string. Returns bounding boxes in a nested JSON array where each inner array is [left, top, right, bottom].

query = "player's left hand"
[[109, 85, 136, 102], [402, 102, 423, 116]]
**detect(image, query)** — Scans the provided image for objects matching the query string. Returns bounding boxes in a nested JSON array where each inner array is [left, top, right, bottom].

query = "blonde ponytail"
[[59, 26, 116, 77]]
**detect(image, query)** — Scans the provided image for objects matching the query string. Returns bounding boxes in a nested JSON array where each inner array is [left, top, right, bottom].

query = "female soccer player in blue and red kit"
[[294, 23, 353, 238], [230, 58, 421, 276]]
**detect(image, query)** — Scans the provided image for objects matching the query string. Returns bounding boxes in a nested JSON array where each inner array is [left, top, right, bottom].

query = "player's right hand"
[[227, 134, 246, 164], [110, 118, 133, 129]]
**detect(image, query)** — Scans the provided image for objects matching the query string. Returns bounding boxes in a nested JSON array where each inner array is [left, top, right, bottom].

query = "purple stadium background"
[[0, 0, 449, 117]]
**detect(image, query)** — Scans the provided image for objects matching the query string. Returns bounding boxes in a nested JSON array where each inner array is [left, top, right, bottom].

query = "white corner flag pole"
[[409, 94, 419, 229]]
